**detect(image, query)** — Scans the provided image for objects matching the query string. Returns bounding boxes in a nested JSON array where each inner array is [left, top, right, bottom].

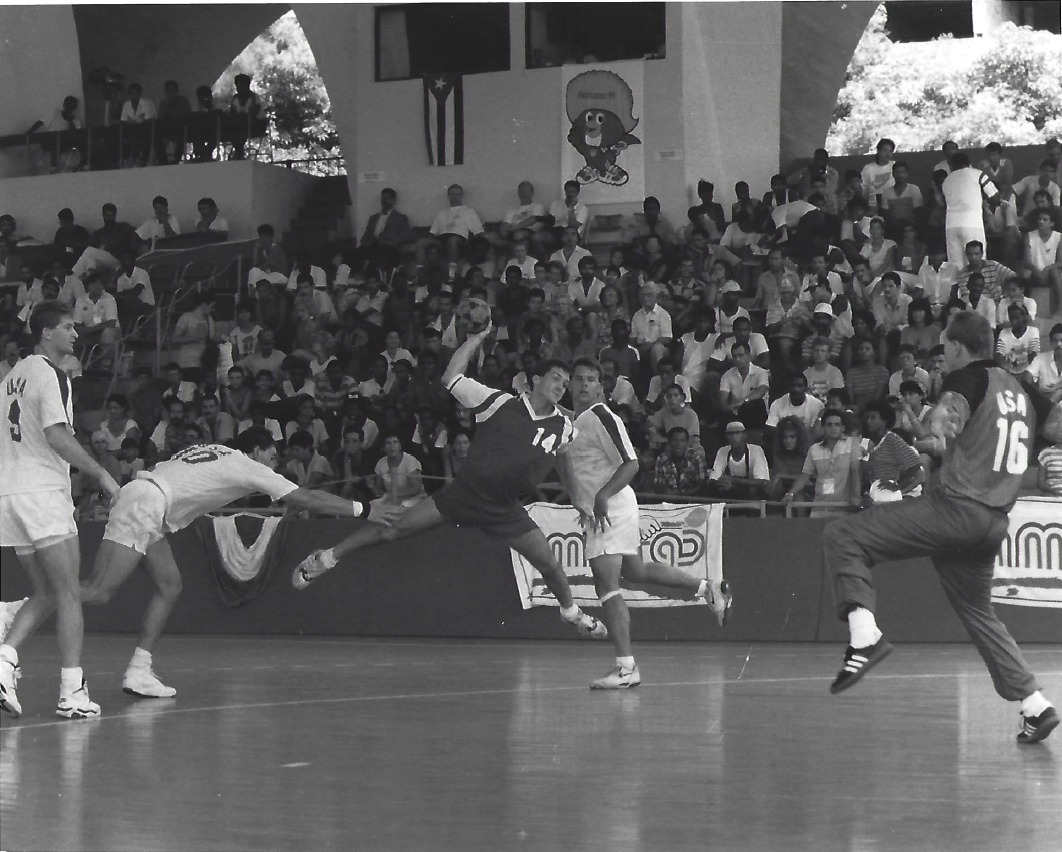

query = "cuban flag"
[[423, 74, 464, 166]]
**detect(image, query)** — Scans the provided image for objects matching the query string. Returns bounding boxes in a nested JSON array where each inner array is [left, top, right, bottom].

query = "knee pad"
[[598, 589, 623, 606]]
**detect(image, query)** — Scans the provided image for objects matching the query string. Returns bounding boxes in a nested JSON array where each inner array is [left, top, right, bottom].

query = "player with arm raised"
[[822, 311, 1057, 744], [0, 301, 120, 719], [78, 427, 402, 698], [291, 321, 607, 641], [560, 358, 733, 689]]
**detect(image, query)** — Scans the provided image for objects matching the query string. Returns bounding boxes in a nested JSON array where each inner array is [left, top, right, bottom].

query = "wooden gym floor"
[[1, 635, 1060, 852]]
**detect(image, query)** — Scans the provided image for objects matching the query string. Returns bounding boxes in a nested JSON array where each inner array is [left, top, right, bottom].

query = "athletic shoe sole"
[[1018, 708, 1059, 745]]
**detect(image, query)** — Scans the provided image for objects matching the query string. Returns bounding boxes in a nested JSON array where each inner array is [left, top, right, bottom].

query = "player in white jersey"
[[79, 427, 401, 697], [560, 358, 733, 689], [0, 301, 121, 719]]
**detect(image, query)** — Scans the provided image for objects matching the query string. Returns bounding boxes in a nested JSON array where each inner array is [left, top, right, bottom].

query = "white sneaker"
[[292, 550, 333, 590], [0, 660, 22, 717], [561, 608, 608, 639], [0, 598, 28, 644], [57, 679, 101, 719], [707, 580, 733, 628], [590, 665, 641, 690], [123, 666, 177, 698]]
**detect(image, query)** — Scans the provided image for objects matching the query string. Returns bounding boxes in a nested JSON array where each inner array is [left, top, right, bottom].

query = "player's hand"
[[575, 503, 595, 531], [370, 502, 404, 526], [98, 475, 120, 507], [592, 493, 612, 533]]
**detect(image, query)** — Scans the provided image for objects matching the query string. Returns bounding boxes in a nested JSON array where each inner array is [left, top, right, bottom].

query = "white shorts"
[[102, 479, 168, 555], [0, 490, 78, 555], [585, 488, 641, 560]]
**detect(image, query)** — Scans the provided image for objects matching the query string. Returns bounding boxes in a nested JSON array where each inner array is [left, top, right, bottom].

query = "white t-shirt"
[[287, 265, 328, 291], [140, 444, 297, 532], [942, 168, 997, 230], [1026, 230, 1061, 273], [430, 205, 484, 239], [504, 203, 547, 229], [709, 444, 770, 480], [995, 326, 1041, 375], [888, 368, 931, 396], [548, 200, 589, 235], [1029, 351, 1062, 392], [374, 453, 425, 497], [0, 355, 74, 496], [566, 402, 637, 509], [136, 214, 181, 241], [116, 266, 156, 305], [767, 394, 824, 430], [1012, 176, 1061, 212], [550, 246, 593, 283], [680, 332, 719, 384]]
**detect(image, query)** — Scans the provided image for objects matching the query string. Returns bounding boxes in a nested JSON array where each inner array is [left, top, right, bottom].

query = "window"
[[375, 4, 510, 81], [884, 1, 973, 41], [526, 3, 666, 69]]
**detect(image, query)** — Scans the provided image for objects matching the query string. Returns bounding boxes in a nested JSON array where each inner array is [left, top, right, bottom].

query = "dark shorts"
[[432, 481, 539, 541]]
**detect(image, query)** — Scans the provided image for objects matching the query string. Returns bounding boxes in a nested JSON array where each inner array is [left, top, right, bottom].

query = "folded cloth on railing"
[[195, 513, 289, 608]]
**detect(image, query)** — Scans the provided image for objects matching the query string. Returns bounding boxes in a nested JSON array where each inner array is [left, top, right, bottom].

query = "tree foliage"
[[827, 4, 1062, 154], [216, 12, 342, 174]]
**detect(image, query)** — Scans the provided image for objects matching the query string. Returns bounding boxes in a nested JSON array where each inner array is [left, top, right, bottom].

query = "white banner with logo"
[[510, 502, 723, 610], [993, 496, 1062, 608]]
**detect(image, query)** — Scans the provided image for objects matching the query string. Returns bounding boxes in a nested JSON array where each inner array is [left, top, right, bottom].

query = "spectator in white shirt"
[[767, 373, 825, 438], [996, 276, 1038, 330], [719, 341, 771, 432], [114, 253, 155, 306], [499, 181, 549, 252], [194, 197, 229, 239], [504, 240, 538, 282], [430, 184, 484, 262], [706, 421, 770, 500], [287, 250, 328, 291], [932, 140, 959, 175], [942, 153, 999, 267], [1012, 159, 1061, 214], [1022, 210, 1062, 313], [73, 273, 120, 365], [136, 195, 181, 244], [568, 256, 606, 312], [548, 180, 589, 241], [120, 82, 157, 166], [860, 138, 896, 214], [1029, 323, 1062, 403], [916, 246, 959, 321], [995, 304, 1040, 378], [630, 282, 674, 370], [549, 227, 592, 283]]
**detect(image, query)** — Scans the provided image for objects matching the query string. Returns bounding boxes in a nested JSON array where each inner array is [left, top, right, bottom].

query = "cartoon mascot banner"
[[510, 502, 723, 610], [561, 62, 645, 204]]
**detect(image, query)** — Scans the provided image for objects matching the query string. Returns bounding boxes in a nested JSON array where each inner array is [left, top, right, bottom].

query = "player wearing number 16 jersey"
[[79, 428, 402, 698], [1, 302, 120, 719], [822, 311, 1057, 744], [291, 324, 608, 641]]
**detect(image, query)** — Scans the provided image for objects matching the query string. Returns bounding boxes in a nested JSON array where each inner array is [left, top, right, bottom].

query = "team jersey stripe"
[[41, 356, 71, 424], [475, 393, 510, 423], [592, 404, 634, 462]]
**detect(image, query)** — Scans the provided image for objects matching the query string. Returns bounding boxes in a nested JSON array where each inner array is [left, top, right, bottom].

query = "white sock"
[[560, 604, 581, 621], [696, 579, 708, 598], [60, 666, 83, 693], [847, 608, 882, 648], [130, 647, 152, 669], [0, 644, 17, 666], [1022, 690, 1052, 717], [319, 549, 337, 569], [616, 656, 636, 671]]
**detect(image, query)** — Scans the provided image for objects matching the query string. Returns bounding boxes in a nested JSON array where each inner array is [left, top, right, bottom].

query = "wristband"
[[353, 500, 365, 519]]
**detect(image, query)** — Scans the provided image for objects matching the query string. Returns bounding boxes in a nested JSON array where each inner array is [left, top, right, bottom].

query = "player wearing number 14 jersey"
[[292, 324, 608, 641], [78, 428, 402, 698], [822, 312, 1057, 744]]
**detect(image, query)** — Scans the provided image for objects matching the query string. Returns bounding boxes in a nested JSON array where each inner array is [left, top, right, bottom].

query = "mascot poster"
[[561, 61, 645, 204]]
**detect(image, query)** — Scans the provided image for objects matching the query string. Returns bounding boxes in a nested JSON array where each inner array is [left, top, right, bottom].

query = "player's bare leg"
[[506, 527, 607, 639], [621, 556, 733, 627], [0, 537, 100, 718], [588, 554, 638, 688], [83, 538, 181, 698], [293, 497, 448, 589]]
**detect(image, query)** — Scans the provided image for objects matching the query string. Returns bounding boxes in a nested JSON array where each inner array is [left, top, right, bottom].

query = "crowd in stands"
[[22, 75, 262, 173], [2, 136, 1061, 519]]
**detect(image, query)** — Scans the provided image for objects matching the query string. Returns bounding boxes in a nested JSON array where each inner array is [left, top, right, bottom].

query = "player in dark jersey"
[[822, 311, 1057, 743], [291, 322, 607, 639]]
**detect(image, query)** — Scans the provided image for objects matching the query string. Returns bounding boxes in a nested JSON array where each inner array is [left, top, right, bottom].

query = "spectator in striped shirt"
[[955, 240, 1013, 303], [859, 400, 925, 506], [845, 337, 889, 412], [1038, 434, 1062, 496]]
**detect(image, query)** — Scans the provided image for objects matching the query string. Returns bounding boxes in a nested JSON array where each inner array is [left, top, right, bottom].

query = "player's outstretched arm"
[[44, 423, 119, 500], [278, 488, 402, 525]]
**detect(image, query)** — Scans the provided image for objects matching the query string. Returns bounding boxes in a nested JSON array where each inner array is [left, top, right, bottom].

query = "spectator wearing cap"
[[767, 372, 824, 440], [715, 280, 750, 335], [719, 340, 770, 435], [787, 148, 840, 199], [800, 303, 847, 366], [653, 427, 707, 497], [631, 282, 673, 371], [706, 421, 770, 500], [765, 278, 812, 367], [136, 195, 181, 245]]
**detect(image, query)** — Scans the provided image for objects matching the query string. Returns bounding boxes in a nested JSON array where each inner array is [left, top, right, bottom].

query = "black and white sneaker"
[[829, 637, 894, 694], [1017, 706, 1059, 745]]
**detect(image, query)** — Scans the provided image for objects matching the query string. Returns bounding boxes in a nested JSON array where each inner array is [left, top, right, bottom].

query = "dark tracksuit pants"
[[823, 488, 1040, 702]]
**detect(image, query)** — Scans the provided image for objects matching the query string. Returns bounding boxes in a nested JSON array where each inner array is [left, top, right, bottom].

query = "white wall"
[[0, 161, 317, 245], [0, 5, 85, 179]]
